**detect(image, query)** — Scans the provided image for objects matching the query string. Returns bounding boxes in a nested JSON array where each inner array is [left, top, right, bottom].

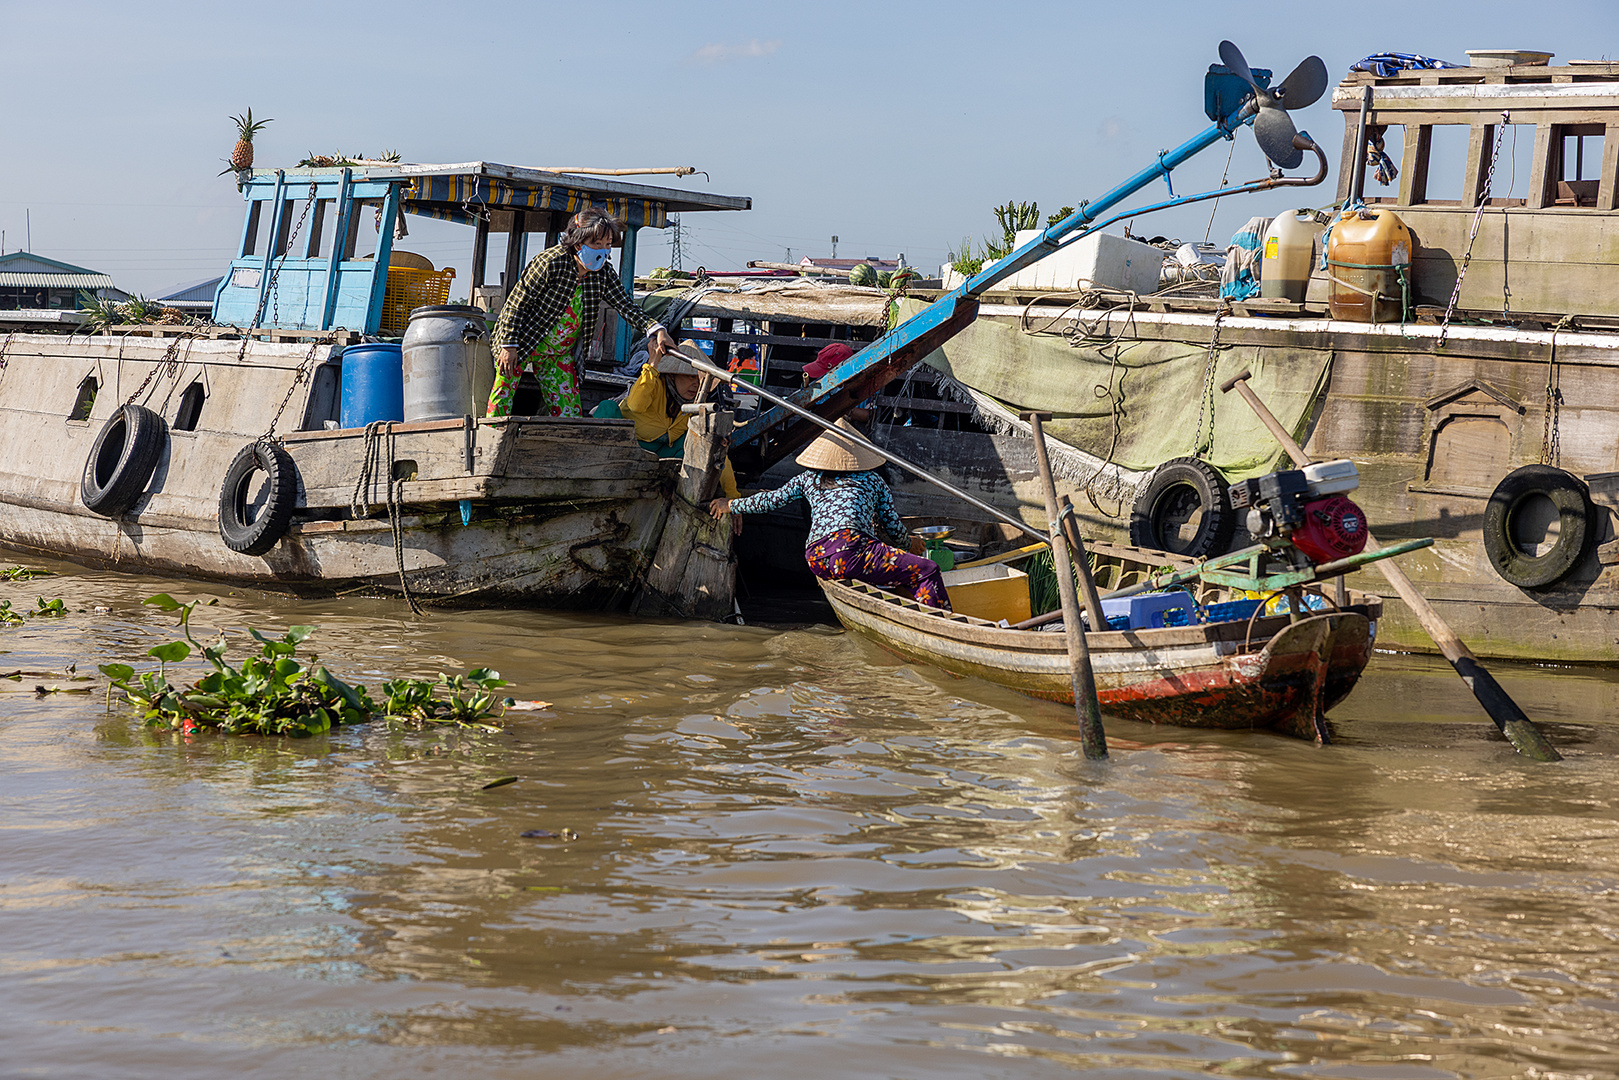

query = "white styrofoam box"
[[1000, 229, 1166, 294]]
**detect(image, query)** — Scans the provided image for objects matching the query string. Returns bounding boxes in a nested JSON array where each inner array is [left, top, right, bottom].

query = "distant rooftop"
[[0, 251, 116, 291]]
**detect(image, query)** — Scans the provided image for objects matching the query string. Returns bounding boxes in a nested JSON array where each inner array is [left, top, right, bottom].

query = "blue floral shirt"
[[729, 469, 910, 546]]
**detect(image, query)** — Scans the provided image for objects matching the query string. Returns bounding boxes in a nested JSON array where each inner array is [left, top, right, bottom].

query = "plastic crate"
[[379, 265, 455, 337], [1161, 598, 1264, 627]]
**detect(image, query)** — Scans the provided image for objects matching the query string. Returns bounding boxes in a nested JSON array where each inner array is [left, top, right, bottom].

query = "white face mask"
[[578, 244, 611, 272]]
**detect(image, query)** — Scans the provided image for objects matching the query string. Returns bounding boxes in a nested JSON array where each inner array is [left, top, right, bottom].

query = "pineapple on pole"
[[220, 109, 272, 176]]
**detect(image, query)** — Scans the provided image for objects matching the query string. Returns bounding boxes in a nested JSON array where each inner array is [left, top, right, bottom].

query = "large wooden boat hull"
[[0, 333, 682, 608], [818, 577, 1380, 741]]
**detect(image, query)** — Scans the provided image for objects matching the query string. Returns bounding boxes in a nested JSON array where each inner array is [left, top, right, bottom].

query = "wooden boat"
[[818, 544, 1385, 740], [0, 162, 750, 617]]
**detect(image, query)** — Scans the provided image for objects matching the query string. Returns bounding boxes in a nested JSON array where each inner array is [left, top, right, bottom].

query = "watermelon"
[[848, 263, 879, 288]]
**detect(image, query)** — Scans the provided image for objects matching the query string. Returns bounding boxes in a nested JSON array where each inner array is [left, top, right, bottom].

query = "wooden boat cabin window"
[[1404, 123, 1470, 206], [174, 382, 205, 432], [69, 376, 97, 421], [1545, 124, 1607, 208]]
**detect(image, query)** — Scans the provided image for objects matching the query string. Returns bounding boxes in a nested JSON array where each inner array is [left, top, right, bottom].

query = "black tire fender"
[[1129, 456, 1237, 558], [1482, 464, 1594, 590], [81, 403, 168, 517], [218, 441, 298, 557]]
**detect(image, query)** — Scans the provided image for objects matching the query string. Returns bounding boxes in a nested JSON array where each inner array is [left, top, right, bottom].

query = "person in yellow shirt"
[[593, 341, 741, 502]]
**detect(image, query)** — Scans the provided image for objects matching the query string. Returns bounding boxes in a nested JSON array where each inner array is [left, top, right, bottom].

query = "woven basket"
[[380, 265, 455, 337]]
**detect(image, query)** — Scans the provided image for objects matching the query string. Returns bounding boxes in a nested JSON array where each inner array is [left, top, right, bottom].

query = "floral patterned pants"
[[806, 528, 951, 611], [485, 350, 582, 418]]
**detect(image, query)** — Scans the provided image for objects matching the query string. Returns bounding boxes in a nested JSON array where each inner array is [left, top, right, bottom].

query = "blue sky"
[[2, 0, 1615, 296]]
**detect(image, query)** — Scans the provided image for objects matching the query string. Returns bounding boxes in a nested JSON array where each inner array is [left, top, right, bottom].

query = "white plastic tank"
[[1260, 210, 1325, 302], [401, 305, 494, 422]]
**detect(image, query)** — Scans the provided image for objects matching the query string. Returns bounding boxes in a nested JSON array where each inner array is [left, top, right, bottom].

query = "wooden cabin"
[[1332, 58, 1619, 323]]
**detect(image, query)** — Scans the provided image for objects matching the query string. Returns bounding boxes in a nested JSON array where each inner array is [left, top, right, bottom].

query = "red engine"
[[1291, 495, 1368, 564]]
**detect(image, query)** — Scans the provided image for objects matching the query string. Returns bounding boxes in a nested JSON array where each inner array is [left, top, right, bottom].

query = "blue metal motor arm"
[[730, 99, 1265, 467]]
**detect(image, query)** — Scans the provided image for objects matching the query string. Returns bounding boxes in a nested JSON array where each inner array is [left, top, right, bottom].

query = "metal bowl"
[[914, 525, 955, 542]]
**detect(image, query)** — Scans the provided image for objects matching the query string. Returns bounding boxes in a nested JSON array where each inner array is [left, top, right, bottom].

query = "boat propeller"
[[1218, 40, 1328, 169]]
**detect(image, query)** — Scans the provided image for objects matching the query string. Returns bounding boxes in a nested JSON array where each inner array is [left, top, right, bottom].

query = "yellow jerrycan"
[[1326, 208, 1415, 322]]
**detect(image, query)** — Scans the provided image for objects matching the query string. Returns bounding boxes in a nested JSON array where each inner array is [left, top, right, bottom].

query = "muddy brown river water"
[[2, 555, 1617, 1079]]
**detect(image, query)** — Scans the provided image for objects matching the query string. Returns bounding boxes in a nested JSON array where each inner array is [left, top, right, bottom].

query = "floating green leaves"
[[0, 597, 71, 624], [99, 594, 511, 738], [1, 566, 55, 582]]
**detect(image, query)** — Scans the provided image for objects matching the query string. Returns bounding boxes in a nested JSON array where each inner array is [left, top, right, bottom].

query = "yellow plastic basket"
[[379, 265, 455, 337]]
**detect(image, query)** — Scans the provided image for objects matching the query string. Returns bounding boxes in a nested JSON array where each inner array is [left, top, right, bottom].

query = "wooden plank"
[[1602, 123, 1619, 210], [678, 327, 855, 350], [1529, 123, 1553, 208], [1399, 124, 1431, 205], [469, 214, 489, 289], [1465, 123, 1493, 206], [503, 209, 527, 291]]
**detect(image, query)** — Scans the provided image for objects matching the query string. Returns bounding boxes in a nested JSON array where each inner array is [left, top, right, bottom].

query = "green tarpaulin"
[[898, 299, 1332, 482]]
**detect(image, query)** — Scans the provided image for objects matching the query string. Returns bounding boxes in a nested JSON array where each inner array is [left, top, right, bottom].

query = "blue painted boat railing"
[[212, 168, 406, 335]]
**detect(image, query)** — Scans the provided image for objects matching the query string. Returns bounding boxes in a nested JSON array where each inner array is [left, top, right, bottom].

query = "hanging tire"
[[1482, 465, 1594, 590], [81, 404, 168, 517], [1129, 456, 1236, 558], [218, 441, 298, 556]]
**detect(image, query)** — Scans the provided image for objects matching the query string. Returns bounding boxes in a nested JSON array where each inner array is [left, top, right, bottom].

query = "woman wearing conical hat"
[[709, 418, 951, 610]]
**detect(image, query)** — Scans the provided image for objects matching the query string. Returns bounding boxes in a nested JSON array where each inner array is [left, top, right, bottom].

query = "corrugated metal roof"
[[0, 272, 117, 289]]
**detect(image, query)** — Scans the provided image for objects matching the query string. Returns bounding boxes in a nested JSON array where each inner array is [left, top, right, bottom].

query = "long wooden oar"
[[1220, 369, 1561, 761], [686, 355, 1050, 547], [1025, 412, 1108, 759]]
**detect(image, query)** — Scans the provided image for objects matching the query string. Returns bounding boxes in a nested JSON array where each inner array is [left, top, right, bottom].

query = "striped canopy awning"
[[0, 272, 116, 289], [404, 175, 667, 229]]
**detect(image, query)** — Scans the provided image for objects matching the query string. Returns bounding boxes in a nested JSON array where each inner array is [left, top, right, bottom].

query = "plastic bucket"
[[339, 343, 404, 429]]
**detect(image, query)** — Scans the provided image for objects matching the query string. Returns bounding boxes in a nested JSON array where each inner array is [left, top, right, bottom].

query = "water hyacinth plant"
[[99, 594, 511, 737]]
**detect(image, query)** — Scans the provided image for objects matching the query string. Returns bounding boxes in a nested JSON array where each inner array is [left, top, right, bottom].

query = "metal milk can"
[[401, 305, 493, 422]]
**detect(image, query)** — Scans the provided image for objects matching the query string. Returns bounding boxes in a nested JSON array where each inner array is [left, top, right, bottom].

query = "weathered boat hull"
[[0, 333, 683, 608], [818, 577, 1379, 740]]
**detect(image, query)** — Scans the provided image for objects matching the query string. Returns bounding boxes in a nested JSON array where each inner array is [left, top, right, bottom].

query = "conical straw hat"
[[795, 417, 886, 472]]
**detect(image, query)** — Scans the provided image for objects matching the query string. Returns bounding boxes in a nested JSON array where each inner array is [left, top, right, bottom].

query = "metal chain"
[[263, 336, 333, 441], [237, 180, 320, 364], [1193, 307, 1228, 456], [1541, 320, 1570, 467], [0, 330, 14, 375], [121, 332, 192, 408], [1439, 110, 1508, 346]]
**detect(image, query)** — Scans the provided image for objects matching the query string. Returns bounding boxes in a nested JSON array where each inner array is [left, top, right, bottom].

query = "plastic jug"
[[1326, 208, 1416, 323], [1260, 210, 1325, 302]]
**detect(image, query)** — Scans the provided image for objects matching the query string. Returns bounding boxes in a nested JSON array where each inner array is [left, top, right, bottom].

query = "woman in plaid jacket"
[[488, 208, 677, 417]]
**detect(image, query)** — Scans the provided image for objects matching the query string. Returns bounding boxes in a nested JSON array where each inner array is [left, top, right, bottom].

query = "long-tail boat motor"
[[1227, 459, 1367, 564]]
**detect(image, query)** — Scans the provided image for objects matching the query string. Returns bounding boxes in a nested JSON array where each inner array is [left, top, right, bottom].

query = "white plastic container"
[[1260, 210, 1325, 302], [1000, 230, 1165, 295]]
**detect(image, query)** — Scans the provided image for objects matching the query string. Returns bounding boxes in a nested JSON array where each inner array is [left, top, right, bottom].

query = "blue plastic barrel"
[[339, 343, 404, 429]]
